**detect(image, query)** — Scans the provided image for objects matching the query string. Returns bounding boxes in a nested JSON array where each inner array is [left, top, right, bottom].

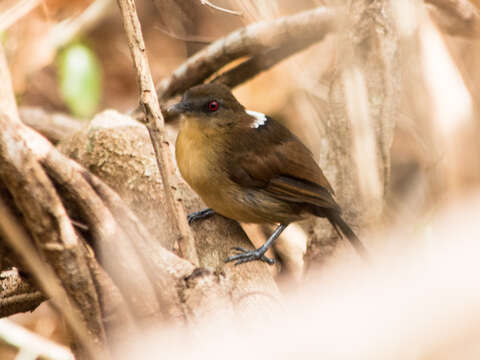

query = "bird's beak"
[[166, 102, 187, 119]]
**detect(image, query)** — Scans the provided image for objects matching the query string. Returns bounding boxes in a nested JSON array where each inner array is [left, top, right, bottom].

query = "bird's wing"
[[227, 117, 340, 212]]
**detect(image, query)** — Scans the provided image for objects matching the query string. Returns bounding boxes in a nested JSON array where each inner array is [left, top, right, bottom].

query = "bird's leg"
[[226, 224, 288, 266], [187, 208, 215, 224]]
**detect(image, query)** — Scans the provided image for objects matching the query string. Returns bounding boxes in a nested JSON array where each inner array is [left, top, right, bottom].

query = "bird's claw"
[[187, 214, 197, 225], [187, 208, 215, 225], [226, 247, 274, 266]]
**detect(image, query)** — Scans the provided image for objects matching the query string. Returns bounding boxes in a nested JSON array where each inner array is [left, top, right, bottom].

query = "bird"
[[168, 83, 369, 265]]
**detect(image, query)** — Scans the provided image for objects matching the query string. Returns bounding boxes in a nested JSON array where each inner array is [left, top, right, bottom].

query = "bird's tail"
[[325, 210, 370, 262]]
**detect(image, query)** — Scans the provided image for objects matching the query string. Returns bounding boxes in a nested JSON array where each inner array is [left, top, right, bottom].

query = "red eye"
[[207, 100, 219, 112]]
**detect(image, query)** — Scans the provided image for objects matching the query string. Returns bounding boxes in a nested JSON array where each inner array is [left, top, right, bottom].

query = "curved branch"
[[155, 6, 338, 101], [211, 36, 324, 88]]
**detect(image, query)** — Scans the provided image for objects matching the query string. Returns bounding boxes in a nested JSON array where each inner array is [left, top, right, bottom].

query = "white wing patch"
[[246, 110, 267, 128]]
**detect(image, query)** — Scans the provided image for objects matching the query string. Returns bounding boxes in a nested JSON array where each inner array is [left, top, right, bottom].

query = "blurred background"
[[2, 0, 480, 359]]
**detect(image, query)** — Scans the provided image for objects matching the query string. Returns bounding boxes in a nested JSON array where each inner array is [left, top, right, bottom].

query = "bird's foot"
[[187, 208, 215, 225], [225, 247, 275, 266]]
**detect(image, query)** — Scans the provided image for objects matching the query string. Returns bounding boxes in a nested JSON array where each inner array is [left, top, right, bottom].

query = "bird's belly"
[[200, 185, 305, 224]]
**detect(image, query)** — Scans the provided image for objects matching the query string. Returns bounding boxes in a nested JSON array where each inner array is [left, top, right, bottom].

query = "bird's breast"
[[175, 122, 213, 193]]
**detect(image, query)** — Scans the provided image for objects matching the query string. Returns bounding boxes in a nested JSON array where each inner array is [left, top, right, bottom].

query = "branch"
[[154, 6, 338, 102], [116, 0, 198, 264]]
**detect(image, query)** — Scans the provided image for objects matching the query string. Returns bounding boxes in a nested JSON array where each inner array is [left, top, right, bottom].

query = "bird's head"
[[167, 83, 247, 130]]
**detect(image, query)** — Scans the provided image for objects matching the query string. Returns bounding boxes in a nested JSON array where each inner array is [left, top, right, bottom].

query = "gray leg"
[[225, 224, 288, 266]]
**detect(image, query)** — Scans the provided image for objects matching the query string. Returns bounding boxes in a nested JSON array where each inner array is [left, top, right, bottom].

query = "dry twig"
[[116, 0, 198, 264], [199, 0, 243, 16]]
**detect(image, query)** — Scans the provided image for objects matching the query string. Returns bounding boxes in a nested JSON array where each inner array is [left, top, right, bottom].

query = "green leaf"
[[58, 43, 102, 118]]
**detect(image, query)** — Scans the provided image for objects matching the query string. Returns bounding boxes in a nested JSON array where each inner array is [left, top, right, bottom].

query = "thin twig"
[[154, 25, 214, 44], [116, 0, 199, 265], [199, 0, 243, 16]]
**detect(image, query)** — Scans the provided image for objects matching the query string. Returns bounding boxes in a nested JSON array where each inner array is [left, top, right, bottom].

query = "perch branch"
[[116, 0, 198, 265]]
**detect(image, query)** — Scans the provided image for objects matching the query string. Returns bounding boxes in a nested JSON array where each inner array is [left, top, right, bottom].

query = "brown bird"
[[169, 83, 369, 265]]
